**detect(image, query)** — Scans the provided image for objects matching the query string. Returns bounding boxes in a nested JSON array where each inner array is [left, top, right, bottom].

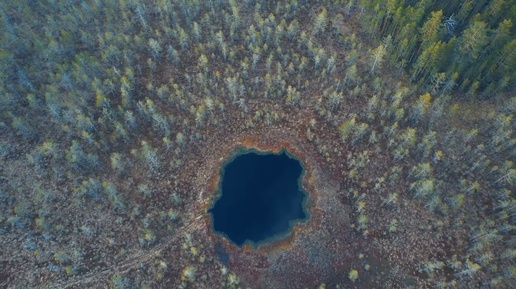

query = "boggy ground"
[[183, 108, 445, 288], [0, 99, 453, 289], [1, 84, 501, 288]]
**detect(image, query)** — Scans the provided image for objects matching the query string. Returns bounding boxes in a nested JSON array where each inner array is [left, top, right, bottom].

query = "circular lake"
[[209, 149, 308, 247]]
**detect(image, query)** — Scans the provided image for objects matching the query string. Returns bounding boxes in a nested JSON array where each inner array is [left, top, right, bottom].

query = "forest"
[[0, 0, 514, 288]]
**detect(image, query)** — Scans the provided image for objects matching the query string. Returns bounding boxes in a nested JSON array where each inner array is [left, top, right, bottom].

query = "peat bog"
[[209, 149, 308, 247]]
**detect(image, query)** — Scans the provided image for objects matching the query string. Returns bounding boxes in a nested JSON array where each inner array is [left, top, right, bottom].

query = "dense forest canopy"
[[0, 0, 514, 288], [358, 0, 516, 96]]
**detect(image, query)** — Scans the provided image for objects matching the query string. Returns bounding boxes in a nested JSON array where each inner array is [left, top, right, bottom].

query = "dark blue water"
[[209, 150, 307, 246]]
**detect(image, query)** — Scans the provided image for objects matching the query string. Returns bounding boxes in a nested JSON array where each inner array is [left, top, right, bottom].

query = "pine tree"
[[460, 21, 489, 61], [369, 44, 385, 74], [313, 8, 328, 35], [419, 10, 443, 50]]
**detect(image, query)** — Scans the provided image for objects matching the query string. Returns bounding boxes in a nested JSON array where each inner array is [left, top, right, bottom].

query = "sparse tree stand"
[[0, 0, 515, 288]]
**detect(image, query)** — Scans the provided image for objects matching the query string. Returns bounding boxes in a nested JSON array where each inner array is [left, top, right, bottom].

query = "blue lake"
[[209, 149, 308, 246]]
